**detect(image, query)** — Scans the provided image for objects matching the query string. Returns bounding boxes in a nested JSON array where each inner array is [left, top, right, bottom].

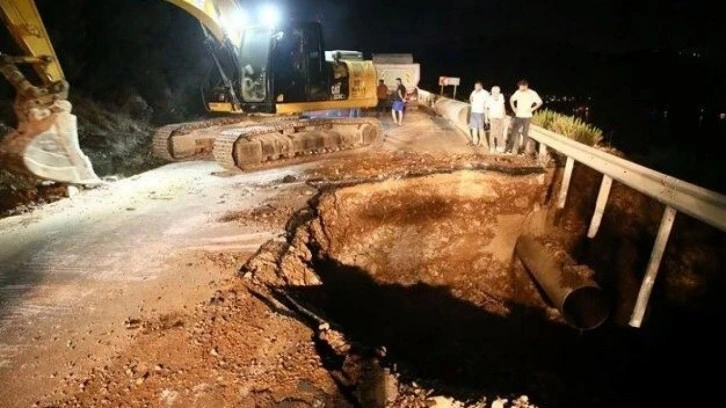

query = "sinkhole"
[[253, 170, 644, 406]]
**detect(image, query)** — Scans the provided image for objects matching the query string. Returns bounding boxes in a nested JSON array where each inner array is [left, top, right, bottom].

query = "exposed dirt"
[[304, 151, 541, 184], [242, 171, 629, 407], [0, 171, 70, 215], [44, 278, 348, 408]]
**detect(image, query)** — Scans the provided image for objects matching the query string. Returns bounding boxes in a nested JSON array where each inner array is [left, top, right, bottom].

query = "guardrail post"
[[538, 143, 548, 163], [587, 175, 613, 238], [557, 156, 575, 209], [629, 206, 678, 328]]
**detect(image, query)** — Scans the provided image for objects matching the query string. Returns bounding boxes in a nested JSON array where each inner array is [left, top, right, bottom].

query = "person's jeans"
[[506, 117, 533, 153], [489, 118, 505, 150], [377, 98, 387, 114]]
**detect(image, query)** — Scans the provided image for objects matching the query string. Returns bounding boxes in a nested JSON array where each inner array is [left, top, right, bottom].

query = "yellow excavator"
[[0, 0, 381, 184]]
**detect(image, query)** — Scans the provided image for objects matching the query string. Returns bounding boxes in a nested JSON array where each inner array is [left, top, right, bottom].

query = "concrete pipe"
[[434, 98, 470, 136], [516, 235, 610, 330]]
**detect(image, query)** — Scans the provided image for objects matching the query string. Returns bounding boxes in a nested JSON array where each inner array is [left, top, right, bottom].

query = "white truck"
[[372, 54, 421, 108]]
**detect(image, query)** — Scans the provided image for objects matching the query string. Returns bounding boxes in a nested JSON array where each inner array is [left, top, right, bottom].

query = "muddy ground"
[[1, 110, 724, 408]]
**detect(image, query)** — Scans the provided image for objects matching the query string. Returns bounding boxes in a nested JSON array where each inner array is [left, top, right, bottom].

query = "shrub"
[[531, 109, 556, 129], [533, 109, 603, 147]]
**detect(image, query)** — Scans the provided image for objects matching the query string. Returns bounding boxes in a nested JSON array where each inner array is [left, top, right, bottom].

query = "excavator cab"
[[220, 21, 374, 115], [230, 22, 328, 113]]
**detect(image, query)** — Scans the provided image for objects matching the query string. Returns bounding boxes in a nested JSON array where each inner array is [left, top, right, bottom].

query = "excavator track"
[[212, 117, 382, 170], [152, 116, 257, 162], [151, 115, 307, 162]]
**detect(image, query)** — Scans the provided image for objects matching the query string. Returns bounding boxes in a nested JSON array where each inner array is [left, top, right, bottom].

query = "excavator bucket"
[[0, 101, 101, 184]]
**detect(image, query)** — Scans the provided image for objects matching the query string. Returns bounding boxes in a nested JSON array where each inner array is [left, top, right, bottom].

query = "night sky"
[[334, 0, 718, 55], [1, 0, 720, 87]]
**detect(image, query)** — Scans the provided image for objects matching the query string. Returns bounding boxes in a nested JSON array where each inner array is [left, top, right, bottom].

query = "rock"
[[428, 396, 464, 408], [491, 397, 509, 408], [124, 318, 141, 329], [512, 395, 532, 408], [66, 185, 80, 198], [282, 175, 297, 183]]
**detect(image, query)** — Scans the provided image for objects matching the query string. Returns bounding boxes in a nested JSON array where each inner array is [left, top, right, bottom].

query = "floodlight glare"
[[259, 4, 280, 27], [231, 8, 248, 30]]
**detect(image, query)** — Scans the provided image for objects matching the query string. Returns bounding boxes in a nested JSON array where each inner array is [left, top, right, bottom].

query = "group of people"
[[371, 78, 544, 155], [469, 79, 543, 154]]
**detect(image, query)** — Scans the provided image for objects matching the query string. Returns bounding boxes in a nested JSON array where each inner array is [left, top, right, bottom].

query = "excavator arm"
[[0, 0, 240, 184]]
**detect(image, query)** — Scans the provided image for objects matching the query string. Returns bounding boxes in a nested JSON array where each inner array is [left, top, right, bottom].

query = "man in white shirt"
[[485, 85, 506, 152], [468, 81, 490, 146], [505, 79, 543, 154]]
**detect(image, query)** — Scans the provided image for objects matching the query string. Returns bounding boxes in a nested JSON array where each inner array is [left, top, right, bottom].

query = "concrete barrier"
[[419, 88, 492, 147]]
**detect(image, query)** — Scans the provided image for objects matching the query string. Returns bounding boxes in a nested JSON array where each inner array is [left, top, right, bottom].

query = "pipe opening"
[[562, 286, 610, 330]]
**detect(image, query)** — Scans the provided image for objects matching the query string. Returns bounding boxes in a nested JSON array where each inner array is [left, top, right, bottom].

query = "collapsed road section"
[[240, 169, 620, 406]]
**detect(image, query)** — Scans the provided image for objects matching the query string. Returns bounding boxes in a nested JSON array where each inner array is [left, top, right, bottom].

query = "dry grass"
[[532, 109, 603, 146]]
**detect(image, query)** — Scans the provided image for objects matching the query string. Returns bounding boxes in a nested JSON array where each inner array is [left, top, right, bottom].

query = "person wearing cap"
[[391, 78, 407, 125]]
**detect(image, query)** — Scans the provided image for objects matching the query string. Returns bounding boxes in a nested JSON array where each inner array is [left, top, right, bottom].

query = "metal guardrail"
[[417, 88, 726, 328], [529, 125, 726, 231]]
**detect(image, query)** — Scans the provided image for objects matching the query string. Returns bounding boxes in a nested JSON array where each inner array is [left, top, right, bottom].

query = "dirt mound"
[[0, 170, 69, 215]]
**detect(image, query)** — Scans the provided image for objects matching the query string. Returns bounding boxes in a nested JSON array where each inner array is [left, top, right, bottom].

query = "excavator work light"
[[259, 4, 280, 27]]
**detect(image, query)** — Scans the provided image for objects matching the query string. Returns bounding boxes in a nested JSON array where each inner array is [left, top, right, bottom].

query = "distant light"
[[259, 4, 281, 27]]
